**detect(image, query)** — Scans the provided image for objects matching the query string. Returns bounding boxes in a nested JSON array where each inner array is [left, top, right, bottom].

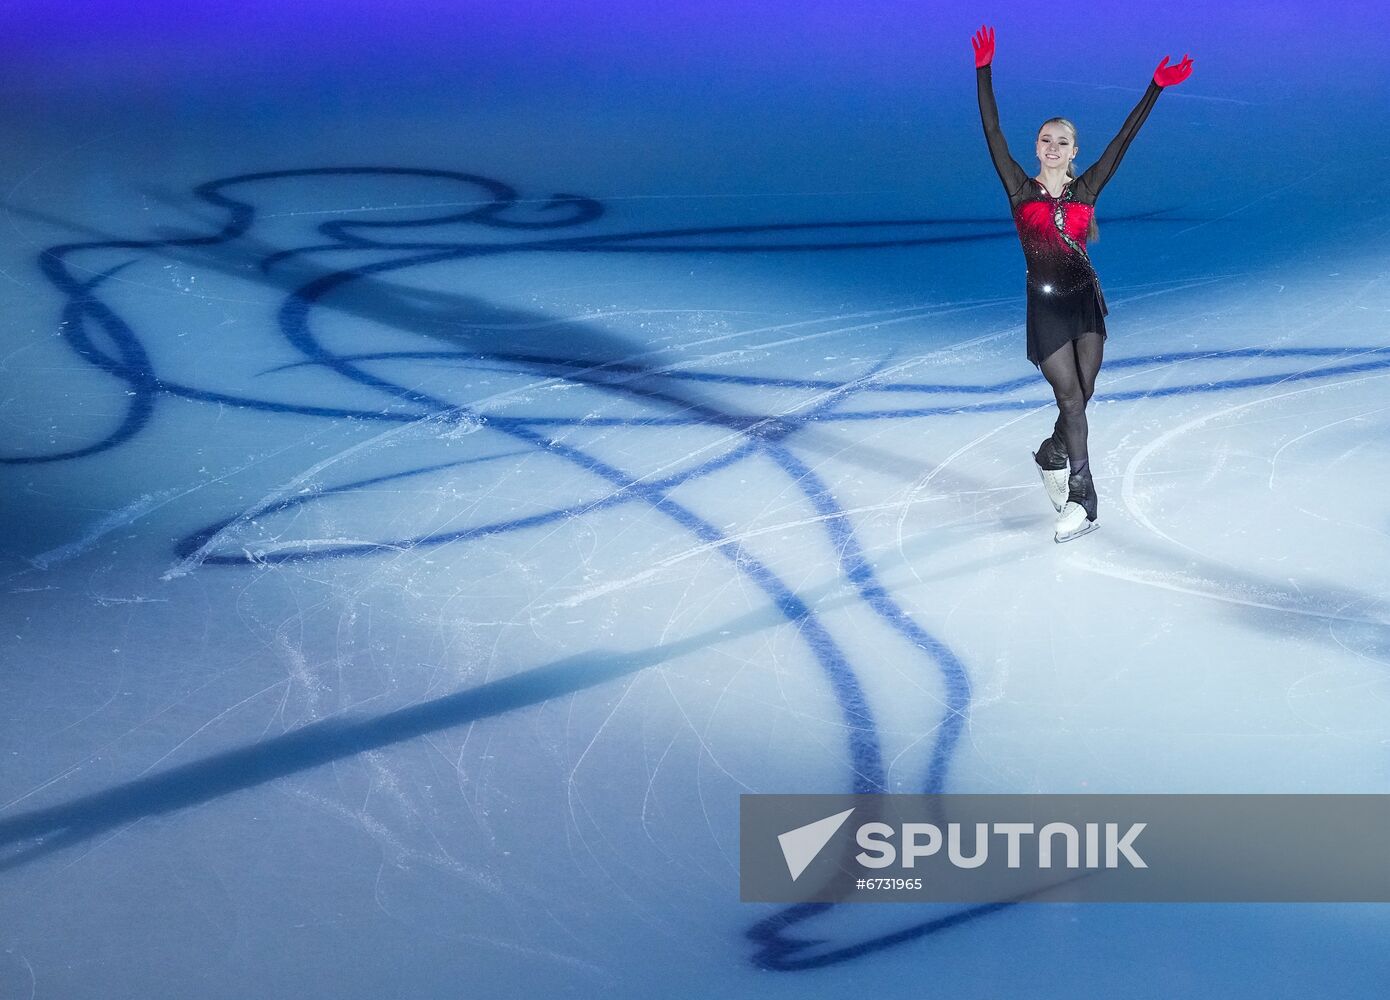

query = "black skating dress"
[[976, 65, 1162, 366]]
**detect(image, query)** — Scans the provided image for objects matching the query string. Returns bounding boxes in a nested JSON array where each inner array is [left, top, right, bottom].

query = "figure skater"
[[971, 25, 1193, 541]]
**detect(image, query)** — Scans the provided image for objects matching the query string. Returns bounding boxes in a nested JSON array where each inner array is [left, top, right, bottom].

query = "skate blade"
[[1054, 519, 1099, 544]]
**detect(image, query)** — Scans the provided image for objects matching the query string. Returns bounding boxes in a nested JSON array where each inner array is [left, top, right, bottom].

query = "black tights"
[[1039, 332, 1104, 474]]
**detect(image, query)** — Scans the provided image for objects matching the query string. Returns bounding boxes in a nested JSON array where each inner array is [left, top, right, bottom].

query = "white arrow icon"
[[778, 808, 855, 881]]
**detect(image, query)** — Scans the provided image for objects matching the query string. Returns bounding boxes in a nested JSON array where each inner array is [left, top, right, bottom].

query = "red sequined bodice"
[[1013, 182, 1097, 296]]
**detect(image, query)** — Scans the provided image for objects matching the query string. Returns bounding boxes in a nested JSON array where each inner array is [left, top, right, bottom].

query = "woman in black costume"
[[972, 25, 1193, 541]]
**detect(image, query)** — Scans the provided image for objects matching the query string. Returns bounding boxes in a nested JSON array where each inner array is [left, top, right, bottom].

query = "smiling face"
[[1036, 119, 1078, 173]]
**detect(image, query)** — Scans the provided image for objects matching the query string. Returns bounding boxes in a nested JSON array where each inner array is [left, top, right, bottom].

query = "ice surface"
[[2, 2, 1390, 997]]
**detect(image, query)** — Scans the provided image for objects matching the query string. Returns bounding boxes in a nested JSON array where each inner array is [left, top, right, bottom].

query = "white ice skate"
[[1032, 437, 1069, 512], [1054, 501, 1099, 543], [1038, 466, 1069, 513], [1053, 470, 1099, 543]]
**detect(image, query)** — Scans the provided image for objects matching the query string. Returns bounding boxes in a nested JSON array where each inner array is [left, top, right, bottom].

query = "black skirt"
[[1025, 277, 1108, 367]]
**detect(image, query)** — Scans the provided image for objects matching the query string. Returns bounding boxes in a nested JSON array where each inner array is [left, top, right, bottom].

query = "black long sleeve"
[[976, 66, 1029, 200], [1075, 81, 1163, 202]]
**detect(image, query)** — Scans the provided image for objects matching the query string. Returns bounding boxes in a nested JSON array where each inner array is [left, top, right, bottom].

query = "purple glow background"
[[5, 0, 1388, 101]]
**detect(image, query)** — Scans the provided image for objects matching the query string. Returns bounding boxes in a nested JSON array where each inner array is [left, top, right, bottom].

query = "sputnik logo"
[[777, 808, 855, 881]]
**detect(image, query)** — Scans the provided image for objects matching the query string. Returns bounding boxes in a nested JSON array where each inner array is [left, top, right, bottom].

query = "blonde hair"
[[1039, 117, 1099, 242]]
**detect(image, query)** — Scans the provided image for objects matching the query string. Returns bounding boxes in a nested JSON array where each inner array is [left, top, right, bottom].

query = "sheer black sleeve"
[[1074, 81, 1162, 202], [976, 66, 1029, 200]]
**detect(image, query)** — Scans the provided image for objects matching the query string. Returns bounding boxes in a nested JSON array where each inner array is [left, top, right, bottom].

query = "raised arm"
[[1076, 54, 1193, 201], [973, 26, 1028, 198]]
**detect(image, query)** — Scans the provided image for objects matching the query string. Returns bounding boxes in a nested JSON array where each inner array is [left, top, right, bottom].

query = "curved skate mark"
[[764, 444, 971, 794], [172, 450, 539, 564], [1121, 367, 1390, 559]]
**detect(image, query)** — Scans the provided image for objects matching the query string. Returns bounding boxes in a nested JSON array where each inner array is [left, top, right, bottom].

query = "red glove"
[[972, 25, 995, 69], [1153, 54, 1194, 87]]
